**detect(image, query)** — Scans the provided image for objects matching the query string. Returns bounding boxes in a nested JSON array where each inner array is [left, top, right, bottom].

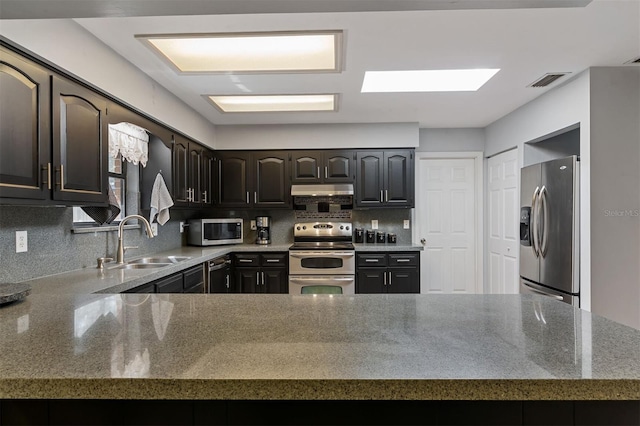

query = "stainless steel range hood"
[[291, 184, 354, 197]]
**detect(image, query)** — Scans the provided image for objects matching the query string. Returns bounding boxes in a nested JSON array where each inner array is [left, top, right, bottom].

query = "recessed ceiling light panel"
[[361, 69, 500, 92], [206, 94, 338, 113], [137, 31, 343, 73]]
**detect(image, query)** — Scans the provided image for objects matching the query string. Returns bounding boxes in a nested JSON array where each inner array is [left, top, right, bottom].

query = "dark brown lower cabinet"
[[2, 400, 638, 425], [356, 252, 420, 294], [122, 264, 204, 294]]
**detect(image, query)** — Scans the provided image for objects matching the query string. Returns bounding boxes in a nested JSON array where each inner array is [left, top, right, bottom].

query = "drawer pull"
[[239, 259, 253, 263], [396, 259, 411, 263], [266, 259, 280, 263], [365, 259, 379, 263]]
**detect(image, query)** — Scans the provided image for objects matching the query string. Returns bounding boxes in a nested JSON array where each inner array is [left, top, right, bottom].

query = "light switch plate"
[[179, 221, 185, 233], [250, 220, 257, 230], [403, 220, 410, 229], [151, 223, 158, 236], [371, 220, 378, 230], [16, 230, 27, 253]]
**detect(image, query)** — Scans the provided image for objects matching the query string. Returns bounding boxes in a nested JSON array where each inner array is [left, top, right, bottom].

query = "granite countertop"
[[25, 243, 423, 295], [0, 293, 638, 401]]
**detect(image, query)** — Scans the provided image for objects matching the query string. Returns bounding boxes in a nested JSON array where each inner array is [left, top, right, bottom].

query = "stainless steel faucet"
[[116, 214, 155, 264]]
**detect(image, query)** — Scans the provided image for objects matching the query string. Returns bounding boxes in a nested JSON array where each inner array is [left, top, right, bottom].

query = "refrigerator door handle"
[[531, 186, 540, 258], [540, 185, 549, 257]]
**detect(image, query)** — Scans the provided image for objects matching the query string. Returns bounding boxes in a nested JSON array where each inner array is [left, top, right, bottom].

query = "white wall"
[[0, 19, 217, 147], [589, 67, 640, 329], [485, 70, 592, 312], [417, 128, 485, 152], [215, 123, 419, 150]]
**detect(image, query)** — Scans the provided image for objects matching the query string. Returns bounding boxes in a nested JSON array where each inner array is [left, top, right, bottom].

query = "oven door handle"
[[289, 277, 355, 282], [289, 252, 355, 258]]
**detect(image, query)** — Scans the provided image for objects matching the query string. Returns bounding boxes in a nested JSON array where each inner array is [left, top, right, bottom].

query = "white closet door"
[[418, 158, 477, 294], [488, 148, 519, 294]]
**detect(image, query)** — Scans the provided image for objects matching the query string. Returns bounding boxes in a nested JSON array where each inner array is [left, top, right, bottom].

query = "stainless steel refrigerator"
[[519, 156, 580, 306]]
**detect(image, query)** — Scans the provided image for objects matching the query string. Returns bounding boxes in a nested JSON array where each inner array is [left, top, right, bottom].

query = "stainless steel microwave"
[[187, 218, 243, 246]]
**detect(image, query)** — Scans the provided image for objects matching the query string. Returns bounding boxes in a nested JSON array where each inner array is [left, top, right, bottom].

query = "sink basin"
[[128, 256, 191, 264], [111, 263, 171, 270]]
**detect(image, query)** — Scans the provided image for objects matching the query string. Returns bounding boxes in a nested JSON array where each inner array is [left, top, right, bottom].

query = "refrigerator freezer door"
[[540, 156, 579, 294], [519, 163, 541, 284], [520, 278, 579, 306]]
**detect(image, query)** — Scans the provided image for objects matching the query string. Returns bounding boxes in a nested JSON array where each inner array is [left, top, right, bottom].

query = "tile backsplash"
[[0, 206, 413, 283]]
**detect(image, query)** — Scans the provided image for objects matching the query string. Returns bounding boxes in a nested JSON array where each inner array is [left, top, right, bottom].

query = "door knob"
[[420, 238, 426, 245]]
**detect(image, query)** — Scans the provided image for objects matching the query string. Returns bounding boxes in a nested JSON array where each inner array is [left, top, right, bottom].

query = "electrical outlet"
[[16, 230, 27, 253], [403, 220, 410, 229], [151, 223, 158, 237], [179, 221, 185, 233], [371, 220, 378, 230], [250, 220, 257, 230]]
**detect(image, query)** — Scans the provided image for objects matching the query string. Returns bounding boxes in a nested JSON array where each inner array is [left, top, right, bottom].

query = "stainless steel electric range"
[[288, 221, 355, 295]]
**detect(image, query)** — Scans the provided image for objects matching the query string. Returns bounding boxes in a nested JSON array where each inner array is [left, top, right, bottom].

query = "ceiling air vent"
[[527, 72, 569, 88], [624, 56, 640, 64]]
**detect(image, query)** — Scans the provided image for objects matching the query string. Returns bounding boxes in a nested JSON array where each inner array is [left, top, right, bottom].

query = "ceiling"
[[2, 0, 639, 128]]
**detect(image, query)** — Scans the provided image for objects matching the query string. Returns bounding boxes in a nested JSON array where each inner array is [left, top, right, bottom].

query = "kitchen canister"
[[366, 230, 375, 243], [376, 232, 386, 243], [387, 233, 397, 244]]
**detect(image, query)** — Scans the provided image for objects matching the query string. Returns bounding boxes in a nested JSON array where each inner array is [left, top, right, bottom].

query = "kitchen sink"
[[111, 263, 172, 270], [128, 256, 191, 264]]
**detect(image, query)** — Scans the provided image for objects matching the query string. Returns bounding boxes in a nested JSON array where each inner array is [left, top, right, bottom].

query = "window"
[[72, 153, 126, 224]]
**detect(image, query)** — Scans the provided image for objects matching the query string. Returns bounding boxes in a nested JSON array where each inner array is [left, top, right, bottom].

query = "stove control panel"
[[294, 222, 352, 238]]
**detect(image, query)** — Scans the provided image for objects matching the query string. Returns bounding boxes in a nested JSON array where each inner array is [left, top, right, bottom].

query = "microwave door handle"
[[540, 186, 549, 258], [531, 186, 540, 258]]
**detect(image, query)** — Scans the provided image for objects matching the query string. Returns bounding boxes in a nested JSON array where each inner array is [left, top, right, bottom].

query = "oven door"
[[288, 275, 355, 295], [289, 251, 355, 275]]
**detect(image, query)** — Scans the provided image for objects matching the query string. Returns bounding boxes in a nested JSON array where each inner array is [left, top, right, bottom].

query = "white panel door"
[[419, 158, 477, 294], [487, 148, 519, 294]]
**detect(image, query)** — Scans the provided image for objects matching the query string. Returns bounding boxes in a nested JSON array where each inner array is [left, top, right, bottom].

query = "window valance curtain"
[[108, 122, 149, 166]]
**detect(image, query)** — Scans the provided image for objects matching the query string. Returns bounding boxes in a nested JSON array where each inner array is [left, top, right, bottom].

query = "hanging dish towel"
[[150, 172, 173, 225], [81, 186, 121, 225]]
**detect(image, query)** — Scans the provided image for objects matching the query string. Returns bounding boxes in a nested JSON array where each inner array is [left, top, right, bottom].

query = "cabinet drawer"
[[183, 264, 204, 290], [388, 253, 419, 267], [234, 254, 260, 267], [184, 282, 205, 294], [357, 253, 387, 267], [261, 253, 287, 267], [123, 282, 156, 293]]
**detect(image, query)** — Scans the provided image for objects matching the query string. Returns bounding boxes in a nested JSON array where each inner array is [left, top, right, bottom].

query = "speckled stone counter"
[[24, 243, 422, 294], [0, 294, 638, 401]]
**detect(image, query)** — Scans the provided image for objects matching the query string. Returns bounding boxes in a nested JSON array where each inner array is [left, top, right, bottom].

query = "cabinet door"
[[388, 269, 419, 293], [218, 152, 252, 208], [384, 150, 414, 207], [0, 48, 51, 201], [52, 76, 108, 204], [356, 269, 386, 294], [291, 152, 321, 183], [235, 268, 261, 293], [172, 136, 189, 206], [254, 151, 290, 208], [183, 265, 204, 291], [355, 151, 384, 207], [324, 151, 354, 183], [201, 149, 216, 206], [263, 268, 288, 294], [155, 273, 184, 293], [210, 265, 231, 293], [188, 144, 202, 205]]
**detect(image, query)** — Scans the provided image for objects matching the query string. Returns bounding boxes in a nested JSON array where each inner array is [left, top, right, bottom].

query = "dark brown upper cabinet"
[[51, 75, 108, 205], [201, 148, 216, 207], [0, 46, 51, 202], [217, 151, 291, 209], [355, 150, 414, 208], [172, 134, 213, 208], [291, 150, 354, 184]]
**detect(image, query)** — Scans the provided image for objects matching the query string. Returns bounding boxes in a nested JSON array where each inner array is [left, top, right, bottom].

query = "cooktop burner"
[[289, 241, 355, 250]]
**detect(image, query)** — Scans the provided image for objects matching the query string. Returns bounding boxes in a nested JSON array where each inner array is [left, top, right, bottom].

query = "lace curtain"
[[108, 122, 149, 166]]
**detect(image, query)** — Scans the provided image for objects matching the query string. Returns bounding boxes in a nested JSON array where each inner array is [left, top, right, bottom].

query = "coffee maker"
[[255, 216, 271, 245]]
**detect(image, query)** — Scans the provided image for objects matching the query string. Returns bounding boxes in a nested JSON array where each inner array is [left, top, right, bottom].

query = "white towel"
[[150, 173, 173, 225]]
